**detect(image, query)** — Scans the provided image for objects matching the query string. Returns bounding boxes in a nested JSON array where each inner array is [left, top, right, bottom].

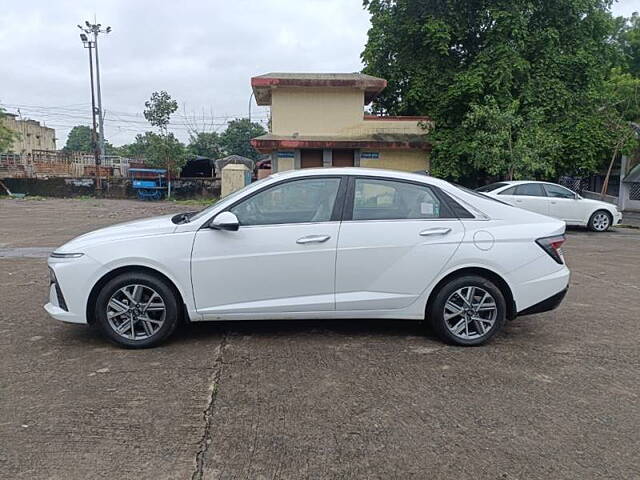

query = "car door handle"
[[296, 234, 331, 244], [419, 227, 451, 236], [515, 199, 523, 203]]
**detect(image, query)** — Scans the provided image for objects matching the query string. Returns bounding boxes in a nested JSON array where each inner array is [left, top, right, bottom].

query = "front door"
[[300, 149, 323, 168], [191, 176, 345, 317], [543, 183, 582, 223], [335, 177, 464, 311]]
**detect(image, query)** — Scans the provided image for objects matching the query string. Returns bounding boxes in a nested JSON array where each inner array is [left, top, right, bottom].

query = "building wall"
[[271, 87, 365, 136], [359, 149, 430, 172], [1, 116, 56, 154]]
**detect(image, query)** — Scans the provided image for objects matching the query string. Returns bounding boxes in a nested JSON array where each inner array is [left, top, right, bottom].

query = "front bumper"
[[518, 287, 568, 316]]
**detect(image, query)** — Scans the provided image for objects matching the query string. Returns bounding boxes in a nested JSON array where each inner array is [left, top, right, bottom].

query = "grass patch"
[[168, 197, 218, 207]]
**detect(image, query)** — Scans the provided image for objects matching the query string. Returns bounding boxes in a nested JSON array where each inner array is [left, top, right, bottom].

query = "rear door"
[[334, 177, 465, 311], [497, 183, 549, 216]]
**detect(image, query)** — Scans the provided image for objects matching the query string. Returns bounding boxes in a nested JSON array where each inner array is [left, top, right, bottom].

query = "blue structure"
[[129, 168, 167, 201]]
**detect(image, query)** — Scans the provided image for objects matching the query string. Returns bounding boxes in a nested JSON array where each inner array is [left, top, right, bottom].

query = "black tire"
[[587, 210, 612, 232], [427, 275, 507, 346], [94, 271, 179, 348]]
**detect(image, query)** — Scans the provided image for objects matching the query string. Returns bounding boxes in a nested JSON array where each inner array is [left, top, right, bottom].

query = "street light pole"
[[78, 21, 110, 168], [79, 32, 100, 191]]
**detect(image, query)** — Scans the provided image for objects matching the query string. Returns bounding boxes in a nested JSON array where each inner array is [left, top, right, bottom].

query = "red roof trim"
[[250, 138, 431, 153], [364, 115, 432, 121]]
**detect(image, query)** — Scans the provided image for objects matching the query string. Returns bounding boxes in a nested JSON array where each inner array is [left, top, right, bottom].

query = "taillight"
[[536, 234, 566, 264]]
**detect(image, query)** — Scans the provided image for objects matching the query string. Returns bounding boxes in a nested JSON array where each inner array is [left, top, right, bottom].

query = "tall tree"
[[220, 118, 266, 160], [0, 107, 19, 153], [187, 131, 223, 159], [64, 125, 94, 152], [362, 0, 624, 182], [143, 91, 186, 184]]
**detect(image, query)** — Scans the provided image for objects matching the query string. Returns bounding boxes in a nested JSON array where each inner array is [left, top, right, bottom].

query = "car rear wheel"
[[428, 275, 506, 346], [95, 272, 179, 348], [588, 210, 611, 232]]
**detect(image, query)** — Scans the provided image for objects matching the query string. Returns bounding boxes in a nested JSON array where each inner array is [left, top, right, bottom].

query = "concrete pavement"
[[1, 198, 639, 479]]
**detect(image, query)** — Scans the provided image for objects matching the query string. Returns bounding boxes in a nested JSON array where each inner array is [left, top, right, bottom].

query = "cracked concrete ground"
[[1, 198, 639, 479]]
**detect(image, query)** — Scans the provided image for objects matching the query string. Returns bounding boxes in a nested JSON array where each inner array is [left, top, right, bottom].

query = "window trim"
[[342, 175, 461, 222], [203, 175, 348, 228]]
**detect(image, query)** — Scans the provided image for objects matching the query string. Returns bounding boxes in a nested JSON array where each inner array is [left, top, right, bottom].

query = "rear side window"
[[475, 182, 508, 192], [514, 183, 546, 197], [499, 186, 517, 195], [351, 178, 452, 220]]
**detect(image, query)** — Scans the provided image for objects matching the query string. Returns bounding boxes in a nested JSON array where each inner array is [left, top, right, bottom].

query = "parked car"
[[476, 181, 622, 232], [46, 168, 570, 348]]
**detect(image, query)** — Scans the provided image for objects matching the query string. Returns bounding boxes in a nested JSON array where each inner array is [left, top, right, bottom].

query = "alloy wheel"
[[592, 212, 610, 231], [443, 286, 497, 340], [106, 284, 166, 340]]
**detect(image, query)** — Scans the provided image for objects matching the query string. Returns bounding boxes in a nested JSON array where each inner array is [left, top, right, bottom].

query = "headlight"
[[50, 252, 84, 258]]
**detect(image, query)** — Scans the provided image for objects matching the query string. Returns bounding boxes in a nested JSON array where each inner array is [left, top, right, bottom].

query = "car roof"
[[270, 167, 452, 188]]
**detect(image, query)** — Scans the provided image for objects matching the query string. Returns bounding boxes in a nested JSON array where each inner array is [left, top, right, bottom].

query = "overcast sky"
[[1, 0, 638, 148]]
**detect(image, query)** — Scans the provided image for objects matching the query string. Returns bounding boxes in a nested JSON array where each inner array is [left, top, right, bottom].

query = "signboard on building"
[[277, 151, 295, 158], [361, 152, 380, 159]]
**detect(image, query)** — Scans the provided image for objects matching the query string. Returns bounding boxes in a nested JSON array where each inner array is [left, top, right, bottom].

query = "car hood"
[[55, 214, 178, 253]]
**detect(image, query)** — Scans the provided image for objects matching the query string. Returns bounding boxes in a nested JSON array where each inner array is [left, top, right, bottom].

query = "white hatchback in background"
[[476, 181, 622, 232], [46, 168, 571, 348]]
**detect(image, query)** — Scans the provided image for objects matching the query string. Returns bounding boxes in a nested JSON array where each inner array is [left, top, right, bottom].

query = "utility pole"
[[79, 29, 101, 191], [78, 21, 110, 167]]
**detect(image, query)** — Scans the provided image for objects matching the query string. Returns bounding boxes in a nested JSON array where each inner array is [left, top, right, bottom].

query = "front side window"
[[230, 178, 341, 226], [352, 178, 449, 221], [514, 183, 546, 197], [543, 184, 575, 199]]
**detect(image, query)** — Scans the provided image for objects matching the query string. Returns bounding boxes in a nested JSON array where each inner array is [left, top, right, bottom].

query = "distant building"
[[1, 113, 56, 154], [250, 73, 432, 173]]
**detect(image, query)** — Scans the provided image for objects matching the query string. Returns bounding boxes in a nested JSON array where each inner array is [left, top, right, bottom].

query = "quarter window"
[[352, 178, 450, 220], [230, 178, 341, 226]]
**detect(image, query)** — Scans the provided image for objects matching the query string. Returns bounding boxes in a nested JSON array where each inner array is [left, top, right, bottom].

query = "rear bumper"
[[518, 287, 568, 316]]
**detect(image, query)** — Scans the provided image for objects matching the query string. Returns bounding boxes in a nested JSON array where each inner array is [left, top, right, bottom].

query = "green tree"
[[64, 125, 94, 152], [220, 118, 266, 160], [0, 106, 19, 153], [187, 131, 223, 159], [143, 91, 186, 179], [362, 0, 624, 182]]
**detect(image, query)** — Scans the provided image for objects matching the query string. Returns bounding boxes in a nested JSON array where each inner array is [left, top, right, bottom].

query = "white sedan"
[[476, 181, 622, 232], [46, 168, 570, 348]]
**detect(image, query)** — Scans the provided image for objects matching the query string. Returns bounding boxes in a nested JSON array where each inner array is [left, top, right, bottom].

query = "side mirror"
[[574, 193, 582, 200], [210, 211, 239, 231]]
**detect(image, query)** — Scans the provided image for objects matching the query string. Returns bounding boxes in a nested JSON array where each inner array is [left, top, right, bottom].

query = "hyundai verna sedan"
[[476, 181, 622, 232], [46, 168, 570, 348]]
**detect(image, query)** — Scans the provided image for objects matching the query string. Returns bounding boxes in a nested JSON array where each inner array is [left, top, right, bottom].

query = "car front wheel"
[[588, 210, 611, 232], [95, 272, 179, 348], [428, 275, 507, 346]]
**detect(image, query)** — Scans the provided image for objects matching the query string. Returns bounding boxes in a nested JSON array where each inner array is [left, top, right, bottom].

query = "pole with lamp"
[[78, 30, 101, 191]]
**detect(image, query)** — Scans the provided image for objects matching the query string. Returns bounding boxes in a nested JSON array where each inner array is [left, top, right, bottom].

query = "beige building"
[[250, 73, 432, 173], [1, 113, 56, 154]]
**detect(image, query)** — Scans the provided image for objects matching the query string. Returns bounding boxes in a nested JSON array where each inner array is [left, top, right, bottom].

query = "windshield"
[[187, 175, 273, 222], [475, 182, 508, 192], [451, 183, 512, 206]]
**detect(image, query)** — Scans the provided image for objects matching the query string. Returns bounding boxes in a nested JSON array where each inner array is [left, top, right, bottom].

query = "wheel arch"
[[86, 265, 187, 325], [425, 266, 517, 321]]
